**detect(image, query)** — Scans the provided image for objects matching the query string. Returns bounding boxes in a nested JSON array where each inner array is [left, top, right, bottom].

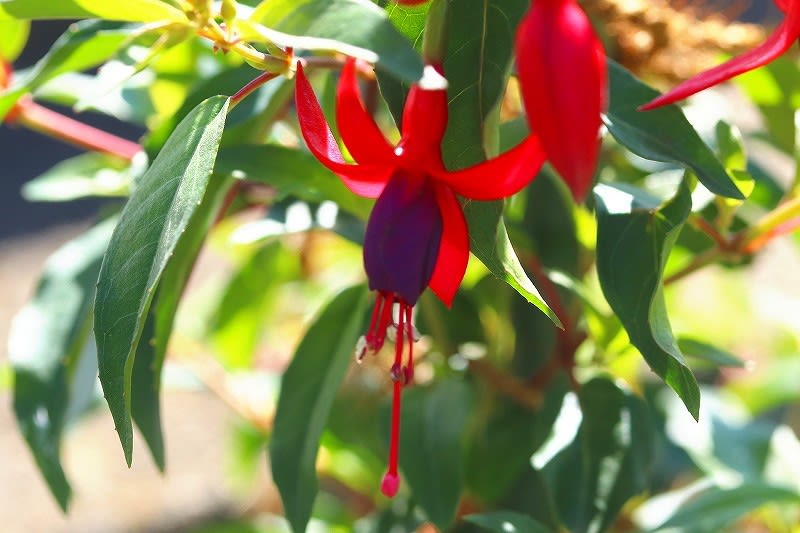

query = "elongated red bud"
[[515, 0, 607, 202]]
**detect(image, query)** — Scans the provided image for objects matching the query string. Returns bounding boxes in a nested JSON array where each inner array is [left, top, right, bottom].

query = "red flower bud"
[[516, 0, 607, 201]]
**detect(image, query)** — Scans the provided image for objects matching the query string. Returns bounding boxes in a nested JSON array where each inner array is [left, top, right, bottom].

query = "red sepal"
[[336, 59, 395, 165], [428, 184, 469, 307], [640, 1, 800, 110], [295, 62, 392, 198], [432, 134, 546, 200]]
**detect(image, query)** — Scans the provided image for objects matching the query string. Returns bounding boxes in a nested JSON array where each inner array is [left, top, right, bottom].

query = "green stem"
[[740, 194, 800, 248], [422, 0, 450, 66]]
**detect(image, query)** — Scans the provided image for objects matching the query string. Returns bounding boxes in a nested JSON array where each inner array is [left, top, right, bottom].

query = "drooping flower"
[[295, 58, 546, 497], [515, 0, 607, 202], [641, 0, 800, 110]]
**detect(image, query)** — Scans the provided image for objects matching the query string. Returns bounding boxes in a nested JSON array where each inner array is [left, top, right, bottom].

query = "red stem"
[[230, 71, 279, 108], [11, 97, 140, 161]]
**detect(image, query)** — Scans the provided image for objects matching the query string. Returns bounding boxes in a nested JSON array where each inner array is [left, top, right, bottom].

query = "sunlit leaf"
[[0, 0, 186, 23], [594, 181, 700, 418], [605, 60, 743, 200], [10, 217, 116, 511], [94, 95, 229, 465]]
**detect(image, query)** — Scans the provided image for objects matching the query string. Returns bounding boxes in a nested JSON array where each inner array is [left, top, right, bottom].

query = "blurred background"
[[1, 1, 798, 532]]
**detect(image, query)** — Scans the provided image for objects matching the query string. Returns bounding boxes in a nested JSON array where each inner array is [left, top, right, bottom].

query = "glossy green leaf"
[[22, 152, 135, 202], [465, 511, 550, 533], [594, 181, 700, 419], [0, 17, 29, 62], [399, 379, 472, 531], [441, 0, 527, 166], [605, 60, 743, 200], [249, 0, 422, 82], [270, 285, 370, 533], [10, 217, 116, 511], [544, 377, 654, 533], [464, 200, 561, 328], [131, 172, 233, 469], [0, 0, 186, 22], [651, 484, 800, 533], [94, 95, 229, 465], [0, 20, 133, 120], [215, 144, 371, 218]]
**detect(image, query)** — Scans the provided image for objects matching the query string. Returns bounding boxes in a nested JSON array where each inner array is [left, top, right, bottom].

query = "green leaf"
[[466, 377, 568, 503], [436, 1, 556, 325], [399, 379, 472, 531], [249, 0, 422, 82], [22, 152, 135, 202], [465, 511, 551, 533], [464, 201, 561, 328], [677, 337, 745, 368], [605, 60, 743, 200], [0, 17, 29, 61], [441, 0, 527, 166], [215, 144, 372, 218], [269, 285, 370, 533], [131, 171, 233, 470], [0, 0, 186, 22], [10, 217, 116, 511], [523, 171, 580, 277], [1, 20, 133, 120], [651, 483, 800, 533], [543, 377, 654, 533], [94, 95, 229, 465], [594, 181, 700, 419]]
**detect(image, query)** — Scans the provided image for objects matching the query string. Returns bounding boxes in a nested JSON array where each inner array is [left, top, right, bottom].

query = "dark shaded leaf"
[[270, 285, 370, 533], [594, 181, 700, 418], [399, 379, 472, 531], [465, 511, 550, 533], [543, 377, 654, 533]]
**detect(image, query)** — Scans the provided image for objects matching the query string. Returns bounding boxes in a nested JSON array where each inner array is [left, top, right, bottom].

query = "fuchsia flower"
[[294, 58, 545, 497], [641, 0, 800, 110], [515, 0, 607, 202]]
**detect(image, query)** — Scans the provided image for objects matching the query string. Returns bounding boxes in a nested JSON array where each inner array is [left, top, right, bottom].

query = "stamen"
[[405, 305, 415, 384]]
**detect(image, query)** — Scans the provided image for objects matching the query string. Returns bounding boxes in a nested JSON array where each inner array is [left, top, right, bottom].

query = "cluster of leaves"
[[4, 1, 800, 532]]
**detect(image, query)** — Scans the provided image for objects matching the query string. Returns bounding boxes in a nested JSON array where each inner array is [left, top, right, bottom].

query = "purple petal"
[[364, 172, 442, 305]]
